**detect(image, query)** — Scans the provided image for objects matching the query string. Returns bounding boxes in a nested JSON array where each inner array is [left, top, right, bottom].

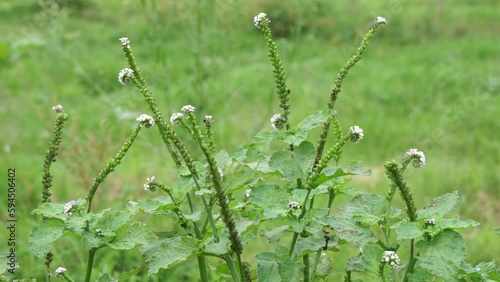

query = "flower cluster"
[[204, 115, 214, 124], [381, 250, 401, 269], [136, 114, 155, 128], [52, 105, 64, 113], [63, 200, 77, 216], [118, 68, 134, 84], [349, 126, 364, 143], [374, 16, 387, 26], [119, 37, 130, 49], [181, 105, 196, 113], [253, 12, 270, 29], [244, 189, 251, 198], [424, 218, 436, 226], [170, 113, 184, 125], [55, 267, 67, 276], [217, 167, 224, 180], [270, 114, 286, 130], [404, 148, 426, 168], [287, 201, 301, 209], [143, 176, 156, 193]]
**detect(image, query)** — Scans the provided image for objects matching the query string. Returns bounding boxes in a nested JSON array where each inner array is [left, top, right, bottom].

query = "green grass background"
[[1, 0, 499, 280]]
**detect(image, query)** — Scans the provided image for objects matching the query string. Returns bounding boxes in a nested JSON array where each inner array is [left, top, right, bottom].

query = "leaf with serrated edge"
[[416, 229, 466, 279], [140, 236, 198, 275], [29, 218, 65, 258], [417, 191, 459, 220], [108, 222, 157, 250]]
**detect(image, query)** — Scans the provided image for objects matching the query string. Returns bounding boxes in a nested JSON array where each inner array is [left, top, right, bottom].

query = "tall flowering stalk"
[[179, 105, 248, 282], [41, 105, 68, 282], [254, 13, 292, 131], [313, 17, 387, 169], [383, 149, 425, 281]]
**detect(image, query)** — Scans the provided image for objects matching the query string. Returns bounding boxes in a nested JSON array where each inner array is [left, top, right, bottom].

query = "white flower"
[[119, 37, 130, 48], [204, 115, 213, 124], [288, 201, 301, 209], [424, 218, 436, 226], [170, 113, 184, 125], [136, 114, 155, 128], [181, 105, 195, 113], [381, 250, 401, 269], [217, 168, 224, 180], [244, 189, 251, 198], [254, 12, 270, 29], [349, 126, 364, 143], [52, 105, 64, 113], [270, 114, 286, 130], [375, 16, 387, 26], [95, 228, 104, 235], [118, 68, 134, 84], [144, 176, 155, 193], [64, 200, 77, 216], [55, 267, 67, 275], [404, 149, 426, 168]]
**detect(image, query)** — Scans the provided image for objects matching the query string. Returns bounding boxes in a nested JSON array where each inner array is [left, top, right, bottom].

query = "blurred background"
[[0, 0, 499, 280]]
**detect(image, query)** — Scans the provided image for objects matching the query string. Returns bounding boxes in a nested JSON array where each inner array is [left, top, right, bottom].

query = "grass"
[[1, 0, 499, 280]]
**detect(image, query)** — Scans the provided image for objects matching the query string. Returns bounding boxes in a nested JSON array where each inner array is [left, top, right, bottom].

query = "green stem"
[[87, 126, 141, 213], [224, 253, 242, 282], [303, 254, 310, 282], [403, 240, 416, 282], [83, 248, 96, 282], [187, 193, 210, 282], [310, 250, 322, 281]]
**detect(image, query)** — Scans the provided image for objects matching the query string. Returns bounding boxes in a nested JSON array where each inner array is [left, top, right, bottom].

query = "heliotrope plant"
[[17, 12, 499, 282]]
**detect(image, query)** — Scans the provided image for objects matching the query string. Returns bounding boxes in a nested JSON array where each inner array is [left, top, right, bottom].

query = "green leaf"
[[96, 273, 118, 282], [458, 261, 500, 280], [494, 227, 500, 235], [255, 252, 301, 282], [127, 195, 175, 215], [108, 222, 157, 250], [246, 130, 280, 157], [140, 235, 198, 275], [256, 252, 281, 282], [346, 256, 364, 272], [282, 130, 308, 146], [172, 176, 195, 203], [314, 216, 378, 247], [215, 150, 232, 168], [99, 211, 131, 233], [32, 202, 66, 220], [406, 268, 434, 281], [417, 191, 459, 220], [314, 253, 334, 278], [392, 221, 424, 240], [294, 234, 326, 257], [415, 229, 466, 279], [223, 169, 257, 193], [260, 226, 289, 244], [297, 109, 335, 131], [439, 217, 479, 229], [249, 184, 290, 219], [360, 244, 385, 281], [269, 150, 303, 181], [293, 141, 316, 172], [118, 269, 139, 282], [340, 193, 385, 225], [204, 236, 229, 255], [29, 218, 65, 258], [314, 161, 371, 186]]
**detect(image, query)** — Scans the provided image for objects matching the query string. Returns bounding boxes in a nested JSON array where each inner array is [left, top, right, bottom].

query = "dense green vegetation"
[[1, 0, 498, 280]]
